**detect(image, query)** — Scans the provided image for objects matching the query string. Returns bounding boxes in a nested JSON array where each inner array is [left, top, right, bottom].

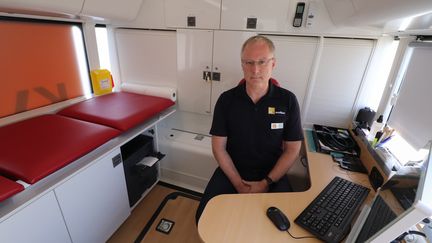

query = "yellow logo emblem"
[[268, 107, 275, 114]]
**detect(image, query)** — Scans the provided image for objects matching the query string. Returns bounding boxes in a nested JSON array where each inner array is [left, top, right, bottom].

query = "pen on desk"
[[376, 135, 394, 147]]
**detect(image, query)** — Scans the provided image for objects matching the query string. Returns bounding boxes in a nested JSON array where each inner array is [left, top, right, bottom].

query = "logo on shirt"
[[268, 107, 285, 115], [268, 107, 275, 115]]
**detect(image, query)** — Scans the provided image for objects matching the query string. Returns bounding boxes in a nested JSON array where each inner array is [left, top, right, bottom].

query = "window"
[[0, 18, 91, 118], [380, 41, 432, 165], [95, 26, 112, 71]]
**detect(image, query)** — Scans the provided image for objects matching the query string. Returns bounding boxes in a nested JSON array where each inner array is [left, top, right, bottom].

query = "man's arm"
[[268, 140, 302, 182], [246, 140, 302, 193], [212, 135, 251, 193]]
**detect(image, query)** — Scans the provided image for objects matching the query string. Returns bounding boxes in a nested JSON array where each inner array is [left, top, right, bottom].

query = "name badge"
[[271, 123, 284, 129]]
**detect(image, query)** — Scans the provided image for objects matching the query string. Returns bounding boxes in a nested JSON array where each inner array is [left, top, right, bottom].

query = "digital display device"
[[346, 143, 432, 242], [293, 2, 305, 27]]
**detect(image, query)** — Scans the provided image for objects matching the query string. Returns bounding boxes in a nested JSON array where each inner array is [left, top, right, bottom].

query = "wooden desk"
[[198, 141, 375, 243]]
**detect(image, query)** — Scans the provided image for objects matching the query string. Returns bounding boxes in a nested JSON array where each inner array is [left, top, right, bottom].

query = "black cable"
[[286, 230, 317, 240], [316, 127, 356, 152], [391, 230, 427, 242], [407, 230, 426, 238]]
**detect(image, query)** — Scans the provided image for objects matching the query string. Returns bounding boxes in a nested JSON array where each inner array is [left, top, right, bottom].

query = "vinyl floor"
[[107, 183, 203, 243]]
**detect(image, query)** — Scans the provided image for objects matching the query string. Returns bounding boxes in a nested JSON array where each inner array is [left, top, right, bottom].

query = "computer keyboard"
[[295, 176, 370, 243]]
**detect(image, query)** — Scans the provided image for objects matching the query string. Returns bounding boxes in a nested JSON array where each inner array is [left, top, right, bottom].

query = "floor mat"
[[135, 191, 202, 243]]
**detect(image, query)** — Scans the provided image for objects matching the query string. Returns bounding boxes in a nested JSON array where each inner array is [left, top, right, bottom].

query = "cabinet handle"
[[112, 154, 122, 168], [203, 71, 212, 82]]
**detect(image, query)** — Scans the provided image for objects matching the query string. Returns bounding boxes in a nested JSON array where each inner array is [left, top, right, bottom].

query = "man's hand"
[[235, 180, 252, 193], [242, 179, 269, 193]]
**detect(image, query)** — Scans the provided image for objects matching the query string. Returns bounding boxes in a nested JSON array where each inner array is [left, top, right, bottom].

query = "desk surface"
[[198, 140, 374, 243]]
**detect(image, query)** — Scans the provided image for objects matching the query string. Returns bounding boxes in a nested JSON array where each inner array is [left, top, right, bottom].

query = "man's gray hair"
[[241, 35, 275, 56]]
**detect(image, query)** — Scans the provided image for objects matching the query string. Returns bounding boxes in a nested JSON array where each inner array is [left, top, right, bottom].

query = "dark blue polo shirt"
[[210, 79, 304, 180]]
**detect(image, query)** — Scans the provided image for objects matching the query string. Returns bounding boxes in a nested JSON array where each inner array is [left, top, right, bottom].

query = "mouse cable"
[[286, 230, 317, 240], [391, 230, 427, 242]]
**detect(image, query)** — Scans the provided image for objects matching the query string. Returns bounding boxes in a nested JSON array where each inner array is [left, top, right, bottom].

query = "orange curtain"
[[0, 20, 86, 118]]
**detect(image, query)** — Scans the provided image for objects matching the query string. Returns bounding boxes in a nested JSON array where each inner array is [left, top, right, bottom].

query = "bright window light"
[[95, 27, 112, 71], [384, 132, 429, 165], [72, 26, 92, 98]]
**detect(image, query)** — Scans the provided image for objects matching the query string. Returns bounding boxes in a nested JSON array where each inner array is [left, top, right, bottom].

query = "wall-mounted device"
[[306, 1, 316, 27], [293, 2, 305, 27]]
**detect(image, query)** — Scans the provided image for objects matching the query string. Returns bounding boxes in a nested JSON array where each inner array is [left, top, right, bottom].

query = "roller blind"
[[305, 38, 374, 128], [387, 42, 432, 149], [0, 19, 89, 118]]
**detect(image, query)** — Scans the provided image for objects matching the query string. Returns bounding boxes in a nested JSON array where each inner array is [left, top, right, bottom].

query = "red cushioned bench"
[[0, 176, 24, 202], [57, 92, 175, 131], [0, 114, 120, 185]]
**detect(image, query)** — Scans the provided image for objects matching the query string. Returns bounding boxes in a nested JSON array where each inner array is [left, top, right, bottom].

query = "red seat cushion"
[[0, 114, 120, 184], [0, 176, 24, 202], [57, 92, 175, 131]]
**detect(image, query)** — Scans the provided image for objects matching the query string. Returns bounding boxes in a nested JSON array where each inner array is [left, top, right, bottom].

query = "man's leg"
[[195, 167, 237, 224]]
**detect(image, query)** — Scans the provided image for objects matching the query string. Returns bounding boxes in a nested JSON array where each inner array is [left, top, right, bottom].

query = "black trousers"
[[195, 167, 293, 224]]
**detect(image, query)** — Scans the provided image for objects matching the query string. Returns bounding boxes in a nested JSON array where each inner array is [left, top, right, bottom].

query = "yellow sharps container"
[[90, 69, 113, 95]]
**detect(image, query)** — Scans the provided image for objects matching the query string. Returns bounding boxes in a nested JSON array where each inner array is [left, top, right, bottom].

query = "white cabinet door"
[[0, 191, 71, 243], [221, 0, 290, 32], [264, 35, 319, 112], [177, 29, 214, 115], [210, 30, 256, 113], [305, 38, 374, 128], [81, 0, 143, 21], [0, 0, 83, 15], [115, 29, 177, 87], [55, 148, 130, 243], [118, 0, 166, 29], [177, 30, 254, 115], [165, 0, 221, 29]]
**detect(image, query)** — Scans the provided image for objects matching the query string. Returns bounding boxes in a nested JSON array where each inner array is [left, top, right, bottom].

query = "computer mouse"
[[266, 206, 290, 231]]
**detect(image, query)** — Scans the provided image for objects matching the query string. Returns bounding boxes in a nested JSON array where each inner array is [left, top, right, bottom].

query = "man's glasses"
[[241, 57, 274, 67]]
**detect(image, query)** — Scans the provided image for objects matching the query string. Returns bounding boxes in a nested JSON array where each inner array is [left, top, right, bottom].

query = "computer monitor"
[[346, 143, 432, 242]]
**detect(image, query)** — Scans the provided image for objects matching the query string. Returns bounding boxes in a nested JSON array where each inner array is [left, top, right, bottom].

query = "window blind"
[[387, 42, 432, 149], [0, 19, 88, 118]]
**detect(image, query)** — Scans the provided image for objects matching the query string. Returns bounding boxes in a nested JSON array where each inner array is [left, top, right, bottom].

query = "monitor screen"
[[347, 143, 432, 242]]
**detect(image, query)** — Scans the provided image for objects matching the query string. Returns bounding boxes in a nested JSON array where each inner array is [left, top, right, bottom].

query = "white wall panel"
[[305, 38, 373, 128], [115, 29, 177, 88]]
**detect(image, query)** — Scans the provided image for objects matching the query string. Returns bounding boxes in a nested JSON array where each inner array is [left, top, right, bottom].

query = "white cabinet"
[[81, 0, 143, 21], [0, 0, 83, 15], [220, 0, 290, 32], [176, 29, 255, 115], [54, 148, 130, 243], [116, 0, 166, 29], [115, 29, 177, 87], [0, 191, 71, 243], [164, 0, 221, 29]]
